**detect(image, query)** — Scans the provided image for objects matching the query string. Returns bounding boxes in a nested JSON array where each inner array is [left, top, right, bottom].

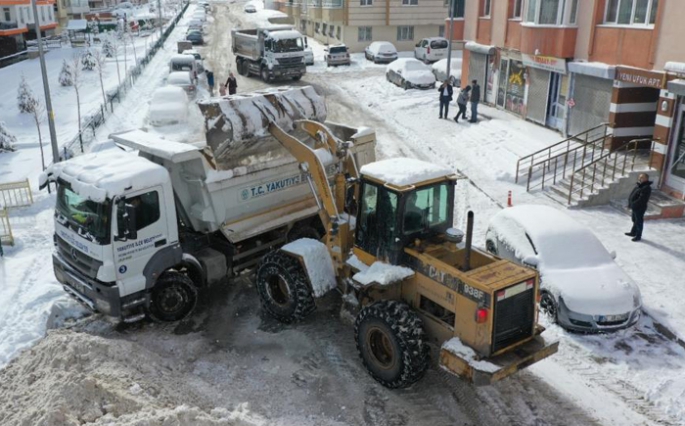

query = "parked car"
[[364, 41, 398, 64], [243, 3, 257, 12], [149, 86, 189, 126], [186, 30, 204, 45], [385, 58, 436, 90], [169, 54, 199, 79], [182, 49, 205, 73], [432, 58, 462, 86], [191, 12, 206, 22], [325, 44, 350, 67], [485, 205, 642, 333], [166, 71, 197, 95], [414, 37, 448, 63]]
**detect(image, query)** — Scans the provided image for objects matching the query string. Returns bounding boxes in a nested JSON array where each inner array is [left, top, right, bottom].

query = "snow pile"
[[360, 157, 453, 187], [265, 30, 302, 41], [0, 329, 266, 426], [282, 238, 336, 297], [351, 126, 374, 139], [352, 261, 414, 286], [441, 337, 500, 373]]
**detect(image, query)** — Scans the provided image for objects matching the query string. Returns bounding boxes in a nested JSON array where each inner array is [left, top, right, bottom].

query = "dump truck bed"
[[231, 29, 261, 61]]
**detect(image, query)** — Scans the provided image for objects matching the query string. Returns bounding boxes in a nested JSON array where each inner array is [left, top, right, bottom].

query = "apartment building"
[[276, 0, 459, 52], [0, 0, 58, 55], [461, 0, 685, 201]]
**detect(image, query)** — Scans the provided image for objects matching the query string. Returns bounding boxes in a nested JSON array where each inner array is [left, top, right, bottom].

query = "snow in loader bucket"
[[197, 86, 327, 170], [439, 332, 559, 386]]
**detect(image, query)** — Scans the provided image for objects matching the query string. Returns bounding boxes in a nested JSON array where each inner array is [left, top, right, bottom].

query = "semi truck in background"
[[232, 26, 307, 82], [39, 87, 376, 323]]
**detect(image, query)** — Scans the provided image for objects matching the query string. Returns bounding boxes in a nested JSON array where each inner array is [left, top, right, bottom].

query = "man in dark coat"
[[469, 79, 481, 123], [438, 80, 453, 119], [625, 173, 652, 242], [224, 72, 237, 95]]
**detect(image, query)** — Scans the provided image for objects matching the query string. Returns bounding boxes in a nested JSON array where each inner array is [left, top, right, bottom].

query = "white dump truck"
[[40, 87, 376, 323], [231, 26, 307, 82]]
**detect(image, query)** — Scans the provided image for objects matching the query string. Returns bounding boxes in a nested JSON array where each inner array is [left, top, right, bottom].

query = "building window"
[[443, 0, 464, 18], [402, 0, 418, 5], [525, 0, 579, 25], [3, 7, 10, 21], [19, 7, 25, 23], [336, 26, 341, 39], [438, 25, 444, 37], [315, 22, 320, 33], [41, 6, 45, 22], [301, 19, 307, 31], [358, 26, 372, 41], [360, 0, 372, 5], [513, 0, 523, 18], [322, 22, 327, 35], [329, 24, 334, 37], [605, 0, 658, 25], [481, 0, 491, 16], [397, 25, 414, 40]]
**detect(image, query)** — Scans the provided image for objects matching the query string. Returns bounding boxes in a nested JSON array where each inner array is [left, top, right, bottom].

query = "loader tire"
[[148, 271, 198, 322], [286, 224, 321, 242], [256, 250, 315, 323], [355, 301, 429, 389]]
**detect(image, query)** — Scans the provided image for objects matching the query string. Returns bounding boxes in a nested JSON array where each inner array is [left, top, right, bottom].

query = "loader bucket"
[[197, 86, 327, 170]]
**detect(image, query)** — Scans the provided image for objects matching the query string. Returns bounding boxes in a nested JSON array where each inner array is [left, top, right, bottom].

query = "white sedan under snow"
[[149, 86, 189, 126], [386, 58, 436, 90], [364, 41, 398, 64], [486, 205, 642, 333]]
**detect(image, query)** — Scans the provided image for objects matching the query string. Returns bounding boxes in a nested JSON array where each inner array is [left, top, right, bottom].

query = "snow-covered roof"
[[266, 30, 302, 41], [109, 129, 201, 163], [40, 150, 169, 203], [665, 61, 685, 75], [170, 54, 195, 63], [168, 71, 192, 84], [67, 20, 88, 31], [360, 158, 453, 187]]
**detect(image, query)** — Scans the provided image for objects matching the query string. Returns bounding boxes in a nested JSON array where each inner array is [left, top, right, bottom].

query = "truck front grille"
[[278, 56, 303, 67], [492, 286, 535, 353], [55, 235, 103, 279]]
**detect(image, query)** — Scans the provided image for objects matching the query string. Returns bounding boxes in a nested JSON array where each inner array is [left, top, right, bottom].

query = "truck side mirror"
[[116, 198, 138, 241]]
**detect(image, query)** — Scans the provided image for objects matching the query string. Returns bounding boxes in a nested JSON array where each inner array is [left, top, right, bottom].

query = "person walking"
[[625, 173, 652, 242], [453, 85, 471, 123], [469, 79, 481, 123], [224, 72, 237, 95], [438, 80, 453, 119], [206, 69, 215, 96]]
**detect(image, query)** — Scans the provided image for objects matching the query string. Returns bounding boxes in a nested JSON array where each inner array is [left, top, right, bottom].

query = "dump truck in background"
[[39, 87, 375, 323], [253, 120, 559, 387], [231, 27, 307, 82]]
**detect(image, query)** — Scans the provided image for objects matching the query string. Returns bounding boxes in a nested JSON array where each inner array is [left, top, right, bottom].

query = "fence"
[[0, 179, 33, 209], [60, 2, 190, 159], [0, 208, 12, 250], [0, 51, 29, 70]]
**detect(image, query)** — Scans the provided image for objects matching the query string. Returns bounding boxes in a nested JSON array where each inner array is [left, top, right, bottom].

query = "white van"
[[414, 37, 449, 63], [169, 54, 198, 80]]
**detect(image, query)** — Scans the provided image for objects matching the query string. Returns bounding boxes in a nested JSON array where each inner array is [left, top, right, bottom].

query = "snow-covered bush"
[[102, 38, 115, 57], [0, 121, 16, 152], [58, 60, 73, 86], [17, 75, 39, 114], [81, 49, 96, 71]]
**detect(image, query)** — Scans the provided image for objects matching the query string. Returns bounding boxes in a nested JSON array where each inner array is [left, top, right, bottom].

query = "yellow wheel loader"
[[256, 120, 559, 388]]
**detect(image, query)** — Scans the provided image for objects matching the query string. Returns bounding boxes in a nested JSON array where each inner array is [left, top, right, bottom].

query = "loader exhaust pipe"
[[464, 211, 474, 272]]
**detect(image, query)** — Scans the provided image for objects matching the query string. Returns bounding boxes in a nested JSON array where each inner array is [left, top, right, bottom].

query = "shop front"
[[496, 54, 526, 117], [662, 79, 685, 198], [521, 54, 568, 132], [566, 62, 615, 138]]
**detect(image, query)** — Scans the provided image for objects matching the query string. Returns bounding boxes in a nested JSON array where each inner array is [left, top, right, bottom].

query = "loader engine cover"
[[198, 86, 327, 170]]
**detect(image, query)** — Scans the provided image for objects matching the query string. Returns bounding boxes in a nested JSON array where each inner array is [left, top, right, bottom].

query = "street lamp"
[[445, 0, 455, 83], [30, 0, 59, 164]]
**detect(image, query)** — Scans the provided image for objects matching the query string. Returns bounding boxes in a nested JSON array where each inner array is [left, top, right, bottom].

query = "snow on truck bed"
[[360, 157, 453, 187]]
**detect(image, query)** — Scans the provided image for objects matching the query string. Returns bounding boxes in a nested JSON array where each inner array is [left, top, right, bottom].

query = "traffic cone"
[[507, 191, 513, 207]]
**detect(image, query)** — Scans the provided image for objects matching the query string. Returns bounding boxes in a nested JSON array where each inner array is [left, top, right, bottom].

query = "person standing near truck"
[[206, 69, 215, 95], [224, 72, 237, 95], [438, 80, 453, 119], [469, 80, 481, 123]]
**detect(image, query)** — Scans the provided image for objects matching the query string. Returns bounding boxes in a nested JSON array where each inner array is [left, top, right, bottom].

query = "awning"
[[667, 79, 685, 96], [464, 41, 496, 56], [66, 19, 88, 31], [567, 61, 615, 80]]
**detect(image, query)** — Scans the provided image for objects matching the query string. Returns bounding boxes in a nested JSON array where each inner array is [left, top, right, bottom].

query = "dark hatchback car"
[[186, 30, 204, 45]]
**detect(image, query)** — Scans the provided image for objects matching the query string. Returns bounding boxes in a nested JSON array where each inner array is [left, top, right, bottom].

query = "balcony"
[[519, 24, 577, 58], [444, 18, 464, 41], [0, 21, 27, 36], [591, 26, 655, 70], [64, 0, 90, 15], [505, 19, 521, 49]]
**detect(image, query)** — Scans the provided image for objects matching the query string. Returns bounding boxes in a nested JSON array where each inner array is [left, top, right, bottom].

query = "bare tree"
[[70, 55, 83, 151], [17, 75, 47, 168], [93, 49, 108, 107]]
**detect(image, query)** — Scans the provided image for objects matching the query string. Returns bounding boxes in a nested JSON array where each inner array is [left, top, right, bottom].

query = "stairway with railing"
[[516, 124, 656, 206]]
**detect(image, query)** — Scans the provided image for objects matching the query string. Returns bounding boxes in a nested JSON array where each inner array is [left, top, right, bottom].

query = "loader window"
[[355, 182, 399, 259], [403, 183, 449, 235]]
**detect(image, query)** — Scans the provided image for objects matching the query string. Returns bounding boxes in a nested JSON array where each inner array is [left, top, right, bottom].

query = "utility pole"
[[157, 0, 163, 38], [30, 0, 59, 164], [445, 0, 456, 83]]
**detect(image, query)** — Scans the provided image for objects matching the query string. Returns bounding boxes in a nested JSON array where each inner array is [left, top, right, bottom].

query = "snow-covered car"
[[186, 30, 204, 45], [414, 37, 448, 63], [432, 58, 462, 86], [182, 49, 205, 73], [325, 45, 350, 66], [385, 58, 436, 90], [149, 86, 189, 126], [485, 205, 642, 333], [166, 71, 197, 95], [191, 12, 206, 22], [169, 54, 199, 79], [243, 3, 257, 12], [364, 41, 398, 64]]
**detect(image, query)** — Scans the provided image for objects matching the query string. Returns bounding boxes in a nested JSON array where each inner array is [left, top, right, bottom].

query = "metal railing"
[[0, 208, 13, 250], [516, 122, 611, 188], [566, 138, 654, 205], [0, 179, 33, 209]]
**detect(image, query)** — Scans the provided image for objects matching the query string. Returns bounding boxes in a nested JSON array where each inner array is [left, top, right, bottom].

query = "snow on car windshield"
[[168, 72, 191, 84], [404, 60, 428, 71], [533, 227, 613, 269]]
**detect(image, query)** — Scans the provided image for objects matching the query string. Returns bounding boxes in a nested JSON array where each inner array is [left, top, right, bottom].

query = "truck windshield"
[[403, 183, 450, 235], [272, 37, 304, 52], [56, 184, 111, 244]]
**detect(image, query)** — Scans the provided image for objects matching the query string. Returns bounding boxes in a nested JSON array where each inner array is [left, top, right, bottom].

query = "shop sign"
[[521, 54, 567, 75], [615, 66, 665, 89]]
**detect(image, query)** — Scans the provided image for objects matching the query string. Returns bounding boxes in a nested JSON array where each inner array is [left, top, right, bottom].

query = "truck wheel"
[[256, 250, 315, 323], [240, 61, 249, 76], [148, 271, 198, 322], [292, 75, 301, 81], [236, 59, 245, 76], [355, 301, 429, 389], [540, 292, 558, 323], [403, 81, 411, 90], [261, 67, 272, 83], [287, 224, 321, 242]]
